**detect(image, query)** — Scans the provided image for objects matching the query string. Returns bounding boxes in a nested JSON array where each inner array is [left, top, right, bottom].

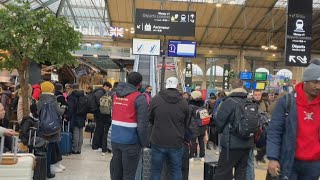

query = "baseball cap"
[[165, 77, 179, 89]]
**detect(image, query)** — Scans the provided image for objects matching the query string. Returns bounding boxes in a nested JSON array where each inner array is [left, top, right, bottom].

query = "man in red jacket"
[[267, 59, 320, 180]]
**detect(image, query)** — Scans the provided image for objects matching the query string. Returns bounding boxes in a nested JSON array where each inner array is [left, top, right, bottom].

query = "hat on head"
[[302, 58, 320, 82], [191, 90, 202, 100], [166, 77, 179, 89], [41, 81, 55, 93]]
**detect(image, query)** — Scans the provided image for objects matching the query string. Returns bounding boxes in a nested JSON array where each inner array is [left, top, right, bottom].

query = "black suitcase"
[[204, 161, 218, 180], [33, 154, 47, 180]]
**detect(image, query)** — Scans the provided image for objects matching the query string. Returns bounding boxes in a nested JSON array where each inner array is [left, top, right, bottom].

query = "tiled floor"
[[54, 137, 269, 180]]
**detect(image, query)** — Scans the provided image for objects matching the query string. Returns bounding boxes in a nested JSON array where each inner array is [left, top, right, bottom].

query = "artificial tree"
[[0, 1, 81, 117]]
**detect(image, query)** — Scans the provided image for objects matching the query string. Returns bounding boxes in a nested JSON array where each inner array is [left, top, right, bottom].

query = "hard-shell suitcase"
[[59, 121, 72, 155], [0, 136, 35, 180], [107, 125, 112, 151], [28, 127, 47, 180], [204, 161, 218, 180]]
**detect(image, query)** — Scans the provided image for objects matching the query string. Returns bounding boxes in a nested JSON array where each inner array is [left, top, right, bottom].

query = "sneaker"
[[47, 174, 55, 179], [56, 163, 66, 170], [200, 157, 205, 162], [101, 153, 106, 156], [206, 144, 211, 150], [93, 148, 102, 152], [189, 158, 194, 162], [215, 151, 219, 155], [51, 165, 63, 174]]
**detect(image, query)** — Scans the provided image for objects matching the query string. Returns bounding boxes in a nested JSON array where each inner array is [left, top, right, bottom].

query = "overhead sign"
[[168, 40, 197, 58], [135, 9, 196, 36], [185, 62, 192, 87], [132, 38, 161, 56], [285, 0, 312, 67], [223, 64, 230, 90]]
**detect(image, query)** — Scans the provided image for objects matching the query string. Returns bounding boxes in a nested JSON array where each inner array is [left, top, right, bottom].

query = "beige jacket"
[[17, 85, 33, 123]]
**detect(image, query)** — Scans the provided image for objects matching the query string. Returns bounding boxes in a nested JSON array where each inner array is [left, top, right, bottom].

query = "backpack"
[[76, 95, 89, 115], [194, 107, 211, 126], [142, 92, 151, 106], [99, 92, 113, 115], [39, 102, 61, 136], [87, 90, 99, 113], [229, 98, 260, 138]]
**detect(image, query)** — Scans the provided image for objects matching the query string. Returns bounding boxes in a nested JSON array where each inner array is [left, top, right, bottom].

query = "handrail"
[[133, 55, 139, 72]]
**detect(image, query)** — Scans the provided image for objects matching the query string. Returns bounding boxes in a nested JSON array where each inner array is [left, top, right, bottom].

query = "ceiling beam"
[[56, 0, 66, 17], [240, 0, 278, 47], [105, 0, 112, 27], [199, 6, 216, 45], [219, 2, 248, 46], [64, 4, 104, 10], [33, 0, 59, 11], [65, 0, 78, 26]]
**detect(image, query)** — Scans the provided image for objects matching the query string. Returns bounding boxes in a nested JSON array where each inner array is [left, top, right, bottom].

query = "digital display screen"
[[252, 82, 266, 90], [168, 40, 196, 58], [239, 72, 253, 80], [244, 81, 251, 89], [254, 72, 268, 81]]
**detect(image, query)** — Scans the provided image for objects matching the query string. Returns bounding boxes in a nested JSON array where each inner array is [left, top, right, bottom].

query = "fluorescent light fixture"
[[125, 29, 129, 31], [216, 3, 222, 7], [93, 54, 98, 57], [130, 30, 135, 34], [209, 50, 212, 53], [261, 45, 266, 49], [131, 27, 134, 30], [272, 54, 276, 57]]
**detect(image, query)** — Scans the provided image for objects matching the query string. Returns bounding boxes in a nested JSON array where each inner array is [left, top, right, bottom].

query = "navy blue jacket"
[[267, 92, 297, 180]]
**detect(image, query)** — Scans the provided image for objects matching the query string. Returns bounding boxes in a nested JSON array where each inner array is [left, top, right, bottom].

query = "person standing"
[[67, 84, 86, 154], [91, 82, 112, 152], [1, 85, 12, 128], [150, 77, 189, 180], [214, 79, 254, 180], [32, 80, 44, 101], [267, 59, 320, 180], [205, 94, 217, 150], [110, 72, 149, 180]]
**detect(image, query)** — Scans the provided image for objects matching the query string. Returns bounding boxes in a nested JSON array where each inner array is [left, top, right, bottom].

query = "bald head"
[[231, 79, 244, 89]]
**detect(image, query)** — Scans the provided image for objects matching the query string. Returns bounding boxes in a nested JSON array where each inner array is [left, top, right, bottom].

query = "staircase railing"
[[174, 58, 185, 91]]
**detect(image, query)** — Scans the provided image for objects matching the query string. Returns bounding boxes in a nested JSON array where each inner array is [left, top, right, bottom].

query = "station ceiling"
[[1, 0, 320, 50]]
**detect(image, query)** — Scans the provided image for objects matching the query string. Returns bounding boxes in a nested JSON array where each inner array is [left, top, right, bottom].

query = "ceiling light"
[[130, 30, 135, 34], [273, 46, 278, 50], [261, 45, 266, 49], [93, 54, 98, 57], [264, 47, 269, 50], [272, 54, 276, 57], [125, 29, 129, 32], [229, 0, 236, 4], [216, 3, 222, 7], [130, 27, 134, 30], [209, 50, 212, 53]]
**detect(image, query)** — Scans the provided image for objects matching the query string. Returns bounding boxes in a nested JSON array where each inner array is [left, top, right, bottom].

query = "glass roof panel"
[[275, 0, 320, 8], [169, 0, 246, 5]]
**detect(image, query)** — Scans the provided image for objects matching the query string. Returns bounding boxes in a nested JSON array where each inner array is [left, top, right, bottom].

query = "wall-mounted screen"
[[132, 38, 161, 56], [254, 72, 268, 81], [239, 72, 253, 80], [252, 82, 266, 90], [244, 81, 251, 89], [168, 40, 196, 58]]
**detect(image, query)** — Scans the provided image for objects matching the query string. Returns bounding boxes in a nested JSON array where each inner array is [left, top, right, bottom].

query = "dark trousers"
[[151, 144, 184, 180], [190, 135, 205, 158], [46, 143, 53, 176], [213, 148, 250, 180], [110, 142, 141, 180], [255, 146, 266, 161], [209, 125, 219, 147], [290, 160, 320, 180], [51, 142, 62, 164], [92, 114, 110, 150], [182, 144, 190, 180], [102, 120, 111, 153]]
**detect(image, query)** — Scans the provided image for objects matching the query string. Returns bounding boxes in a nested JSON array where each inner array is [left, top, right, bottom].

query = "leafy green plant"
[[0, 1, 81, 117]]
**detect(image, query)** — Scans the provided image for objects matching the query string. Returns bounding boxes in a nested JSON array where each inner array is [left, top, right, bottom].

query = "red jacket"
[[32, 84, 41, 101], [295, 83, 320, 161]]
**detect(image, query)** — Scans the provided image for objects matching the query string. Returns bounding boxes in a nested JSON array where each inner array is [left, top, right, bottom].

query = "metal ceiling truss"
[[240, 0, 278, 47], [65, 0, 78, 26], [56, 0, 66, 17], [199, 7, 217, 45], [33, 0, 59, 11], [104, 0, 112, 27]]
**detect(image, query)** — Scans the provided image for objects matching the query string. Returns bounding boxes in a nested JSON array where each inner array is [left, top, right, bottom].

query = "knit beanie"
[[191, 90, 202, 100], [40, 81, 55, 93], [302, 58, 320, 82]]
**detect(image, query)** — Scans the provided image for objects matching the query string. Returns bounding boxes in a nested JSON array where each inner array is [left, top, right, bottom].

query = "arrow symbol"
[[297, 56, 307, 64], [289, 55, 296, 63], [137, 25, 141, 29], [190, 14, 195, 19]]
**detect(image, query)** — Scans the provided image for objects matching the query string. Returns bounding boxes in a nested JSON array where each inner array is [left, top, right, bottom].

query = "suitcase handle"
[[62, 120, 70, 133], [28, 127, 38, 154], [0, 135, 18, 164]]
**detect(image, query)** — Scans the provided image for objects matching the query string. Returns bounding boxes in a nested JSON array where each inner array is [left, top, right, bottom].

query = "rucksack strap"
[[142, 93, 151, 106], [285, 93, 293, 116]]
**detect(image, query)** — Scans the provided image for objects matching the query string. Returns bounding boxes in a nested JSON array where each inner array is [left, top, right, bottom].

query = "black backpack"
[[76, 95, 89, 115], [39, 102, 61, 136], [229, 98, 260, 138], [87, 91, 98, 113]]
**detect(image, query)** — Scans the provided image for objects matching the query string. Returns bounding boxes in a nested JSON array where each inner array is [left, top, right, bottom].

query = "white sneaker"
[[189, 158, 194, 162], [200, 157, 205, 162], [56, 163, 66, 170], [51, 165, 63, 174], [101, 153, 106, 156], [93, 148, 102, 152], [215, 151, 219, 155]]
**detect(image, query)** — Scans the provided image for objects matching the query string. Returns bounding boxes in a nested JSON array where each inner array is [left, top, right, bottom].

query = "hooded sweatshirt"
[[150, 89, 189, 148], [295, 82, 320, 161]]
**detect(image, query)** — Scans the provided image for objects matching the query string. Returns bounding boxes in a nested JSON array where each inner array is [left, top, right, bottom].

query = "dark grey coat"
[[37, 93, 65, 143]]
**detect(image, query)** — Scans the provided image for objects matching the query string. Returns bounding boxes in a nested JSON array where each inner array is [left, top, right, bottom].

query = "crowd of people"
[[0, 59, 319, 180]]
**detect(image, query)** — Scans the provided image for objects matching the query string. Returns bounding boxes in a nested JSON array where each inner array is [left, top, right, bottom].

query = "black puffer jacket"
[[67, 90, 87, 128], [215, 88, 254, 149], [188, 99, 207, 138], [150, 89, 189, 148], [20, 115, 39, 145]]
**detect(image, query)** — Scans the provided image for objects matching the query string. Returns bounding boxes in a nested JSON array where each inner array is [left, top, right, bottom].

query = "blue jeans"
[[246, 148, 254, 180], [290, 160, 320, 180], [151, 144, 184, 180]]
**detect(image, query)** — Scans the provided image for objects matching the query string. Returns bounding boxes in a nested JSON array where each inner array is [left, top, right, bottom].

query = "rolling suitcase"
[[204, 161, 218, 180], [0, 136, 35, 180], [59, 121, 72, 155], [28, 127, 47, 180], [107, 125, 112, 151]]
